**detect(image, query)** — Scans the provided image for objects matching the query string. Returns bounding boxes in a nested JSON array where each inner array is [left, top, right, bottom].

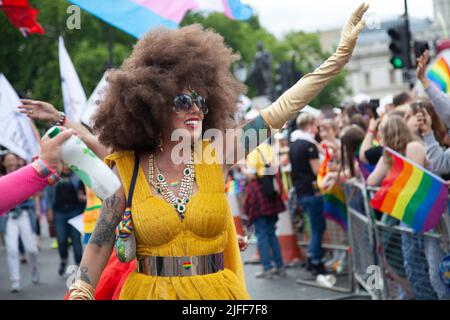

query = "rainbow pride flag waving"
[[427, 49, 450, 93], [370, 148, 449, 233], [318, 145, 348, 231], [225, 177, 244, 195], [323, 184, 348, 231]]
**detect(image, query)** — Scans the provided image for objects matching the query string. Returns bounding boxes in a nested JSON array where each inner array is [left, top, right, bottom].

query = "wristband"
[[53, 111, 66, 126], [32, 158, 61, 185], [368, 129, 377, 136]]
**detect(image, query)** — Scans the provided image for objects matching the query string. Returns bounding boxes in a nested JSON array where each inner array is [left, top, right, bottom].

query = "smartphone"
[[368, 99, 380, 119], [410, 101, 424, 114]]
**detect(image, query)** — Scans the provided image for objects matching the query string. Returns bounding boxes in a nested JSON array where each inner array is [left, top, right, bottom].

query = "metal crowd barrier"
[[347, 180, 450, 300], [294, 181, 370, 299], [374, 210, 450, 299], [346, 180, 382, 300], [294, 177, 450, 300]]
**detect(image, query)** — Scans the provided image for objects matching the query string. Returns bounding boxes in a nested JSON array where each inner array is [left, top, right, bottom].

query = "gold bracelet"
[[70, 285, 94, 300], [69, 290, 92, 300], [69, 280, 95, 300], [69, 288, 94, 300]]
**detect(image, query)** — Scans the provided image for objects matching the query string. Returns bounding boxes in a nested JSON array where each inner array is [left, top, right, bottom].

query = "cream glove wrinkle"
[[260, 3, 369, 130]]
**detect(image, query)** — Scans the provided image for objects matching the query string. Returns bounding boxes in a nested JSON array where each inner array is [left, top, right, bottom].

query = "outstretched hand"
[[237, 235, 249, 252], [40, 127, 74, 173], [416, 50, 431, 88], [19, 99, 60, 123], [340, 3, 369, 49]]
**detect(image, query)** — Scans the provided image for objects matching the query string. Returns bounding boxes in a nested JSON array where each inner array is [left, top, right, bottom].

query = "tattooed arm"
[[221, 115, 271, 180], [74, 166, 125, 289]]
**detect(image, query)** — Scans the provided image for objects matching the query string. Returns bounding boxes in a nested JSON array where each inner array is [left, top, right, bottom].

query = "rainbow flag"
[[427, 50, 450, 93], [358, 159, 375, 181], [370, 148, 449, 233], [68, 0, 253, 38], [323, 184, 348, 231], [225, 178, 243, 194], [318, 145, 348, 231]]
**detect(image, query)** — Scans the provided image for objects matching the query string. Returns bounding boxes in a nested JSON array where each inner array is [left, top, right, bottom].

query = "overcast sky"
[[243, 0, 434, 37]]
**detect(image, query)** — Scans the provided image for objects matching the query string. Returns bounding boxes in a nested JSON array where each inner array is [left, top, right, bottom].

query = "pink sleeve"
[[0, 164, 48, 215]]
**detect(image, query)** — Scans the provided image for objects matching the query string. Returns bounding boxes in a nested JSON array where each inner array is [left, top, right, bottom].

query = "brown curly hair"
[[93, 24, 247, 153]]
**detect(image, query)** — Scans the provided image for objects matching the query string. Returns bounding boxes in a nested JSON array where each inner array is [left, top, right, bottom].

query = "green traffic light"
[[391, 56, 404, 69]]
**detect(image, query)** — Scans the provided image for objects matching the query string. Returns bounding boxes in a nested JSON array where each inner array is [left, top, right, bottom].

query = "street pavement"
[[0, 219, 362, 300]]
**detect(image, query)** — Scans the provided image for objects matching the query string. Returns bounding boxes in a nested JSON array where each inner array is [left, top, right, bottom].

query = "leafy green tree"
[[0, 0, 134, 119]]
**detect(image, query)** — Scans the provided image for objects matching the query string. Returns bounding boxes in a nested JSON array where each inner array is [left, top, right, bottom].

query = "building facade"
[[434, 0, 450, 36]]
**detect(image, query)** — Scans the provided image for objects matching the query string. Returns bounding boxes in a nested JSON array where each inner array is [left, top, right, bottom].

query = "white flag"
[[59, 36, 87, 122], [0, 74, 39, 163], [81, 71, 109, 128], [68, 214, 84, 234]]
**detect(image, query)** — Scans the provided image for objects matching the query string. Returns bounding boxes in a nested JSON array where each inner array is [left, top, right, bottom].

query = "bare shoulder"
[[406, 141, 426, 165], [407, 141, 426, 154]]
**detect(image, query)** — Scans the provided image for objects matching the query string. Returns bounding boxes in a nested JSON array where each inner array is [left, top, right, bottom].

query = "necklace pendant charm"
[[177, 203, 186, 214]]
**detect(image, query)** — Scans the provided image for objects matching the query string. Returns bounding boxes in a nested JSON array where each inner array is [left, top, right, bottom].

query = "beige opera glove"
[[260, 3, 370, 130]]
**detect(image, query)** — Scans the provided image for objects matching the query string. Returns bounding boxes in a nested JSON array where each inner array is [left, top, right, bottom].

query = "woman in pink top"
[[0, 128, 74, 215]]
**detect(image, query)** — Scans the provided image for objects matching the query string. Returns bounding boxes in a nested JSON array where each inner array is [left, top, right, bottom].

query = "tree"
[[0, 0, 135, 130]]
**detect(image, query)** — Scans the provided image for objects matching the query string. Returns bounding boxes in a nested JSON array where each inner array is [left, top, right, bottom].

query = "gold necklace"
[[148, 150, 195, 221]]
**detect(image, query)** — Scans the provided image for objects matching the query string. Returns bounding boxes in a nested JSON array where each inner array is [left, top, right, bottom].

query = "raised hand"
[[416, 110, 432, 135], [368, 118, 380, 132], [416, 50, 431, 88], [19, 99, 61, 123], [340, 3, 369, 49]]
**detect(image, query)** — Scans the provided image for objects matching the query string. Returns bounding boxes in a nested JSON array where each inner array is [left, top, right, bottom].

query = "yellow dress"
[[105, 146, 250, 300]]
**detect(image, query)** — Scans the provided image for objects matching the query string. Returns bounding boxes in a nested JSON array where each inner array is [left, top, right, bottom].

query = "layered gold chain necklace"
[[148, 150, 195, 221]]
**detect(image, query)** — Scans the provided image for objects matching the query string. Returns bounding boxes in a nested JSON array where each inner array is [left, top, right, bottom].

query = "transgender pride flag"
[[68, 0, 253, 38]]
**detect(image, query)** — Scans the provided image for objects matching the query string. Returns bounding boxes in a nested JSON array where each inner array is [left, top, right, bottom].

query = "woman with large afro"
[[68, 4, 369, 300]]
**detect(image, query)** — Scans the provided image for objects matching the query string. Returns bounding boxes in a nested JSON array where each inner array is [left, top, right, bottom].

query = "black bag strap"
[[126, 154, 140, 208], [256, 147, 271, 168]]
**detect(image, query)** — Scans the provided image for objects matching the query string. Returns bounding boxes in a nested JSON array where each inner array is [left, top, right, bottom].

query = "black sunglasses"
[[173, 92, 208, 115]]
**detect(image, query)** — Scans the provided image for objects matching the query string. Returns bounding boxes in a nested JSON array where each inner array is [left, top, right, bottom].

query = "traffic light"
[[387, 20, 411, 70]]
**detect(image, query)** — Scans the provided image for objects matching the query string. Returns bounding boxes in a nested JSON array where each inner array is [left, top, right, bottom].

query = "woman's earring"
[[157, 137, 164, 153]]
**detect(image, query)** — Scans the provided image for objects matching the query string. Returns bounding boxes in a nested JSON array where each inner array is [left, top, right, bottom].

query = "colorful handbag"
[[115, 154, 139, 263]]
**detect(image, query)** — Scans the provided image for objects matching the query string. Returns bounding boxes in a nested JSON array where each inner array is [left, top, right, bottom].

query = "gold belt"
[[137, 253, 224, 277]]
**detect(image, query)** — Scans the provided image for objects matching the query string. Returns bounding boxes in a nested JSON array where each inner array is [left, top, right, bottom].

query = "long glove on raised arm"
[[260, 3, 369, 130]]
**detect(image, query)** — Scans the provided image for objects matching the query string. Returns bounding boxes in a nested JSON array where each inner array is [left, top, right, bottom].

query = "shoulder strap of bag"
[[126, 154, 140, 208], [256, 147, 269, 167]]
